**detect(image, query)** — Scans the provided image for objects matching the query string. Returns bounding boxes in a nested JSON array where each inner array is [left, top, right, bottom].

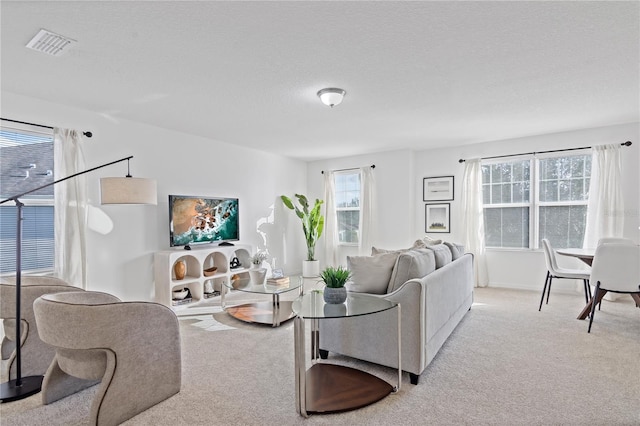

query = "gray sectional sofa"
[[319, 241, 474, 384]]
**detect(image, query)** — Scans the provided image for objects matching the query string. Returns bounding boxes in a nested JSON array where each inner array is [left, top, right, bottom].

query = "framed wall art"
[[425, 203, 450, 233], [423, 176, 454, 202]]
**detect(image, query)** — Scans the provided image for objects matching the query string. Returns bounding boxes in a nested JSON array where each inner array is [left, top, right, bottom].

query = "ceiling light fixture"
[[317, 88, 346, 108]]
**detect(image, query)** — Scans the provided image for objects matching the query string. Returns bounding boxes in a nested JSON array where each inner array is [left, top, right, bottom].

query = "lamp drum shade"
[[100, 177, 157, 205]]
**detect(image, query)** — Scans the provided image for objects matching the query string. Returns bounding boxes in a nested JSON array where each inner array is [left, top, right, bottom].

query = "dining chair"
[[539, 239, 591, 311], [597, 237, 635, 246], [588, 243, 640, 333]]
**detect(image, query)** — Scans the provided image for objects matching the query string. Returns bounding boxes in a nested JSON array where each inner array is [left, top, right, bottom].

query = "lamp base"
[[0, 375, 43, 403]]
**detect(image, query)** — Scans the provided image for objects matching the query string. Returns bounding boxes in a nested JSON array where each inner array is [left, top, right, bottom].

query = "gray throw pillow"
[[427, 243, 453, 268], [443, 241, 462, 260], [372, 240, 425, 256], [346, 252, 399, 294], [387, 249, 436, 293]]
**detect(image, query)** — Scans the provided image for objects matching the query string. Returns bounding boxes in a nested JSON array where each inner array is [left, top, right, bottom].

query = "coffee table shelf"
[[292, 292, 401, 417], [222, 276, 303, 327]]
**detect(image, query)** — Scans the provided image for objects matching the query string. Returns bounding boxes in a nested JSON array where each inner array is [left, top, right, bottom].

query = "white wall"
[[4, 90, 637, 295], [307, 149, 415, 266], [311, 122, 639, 292], [418, 122, 640, 292], [2, 92, 308, 301]]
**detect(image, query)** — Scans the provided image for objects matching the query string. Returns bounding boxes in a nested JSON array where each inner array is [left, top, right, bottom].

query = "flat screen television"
[[169, 195, 239, 248]]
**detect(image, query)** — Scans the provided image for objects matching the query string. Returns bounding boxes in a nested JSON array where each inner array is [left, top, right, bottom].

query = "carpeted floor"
[[1, 287, 639, 425]]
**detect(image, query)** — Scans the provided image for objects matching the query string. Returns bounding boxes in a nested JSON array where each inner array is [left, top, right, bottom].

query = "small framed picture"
[[271, 268, 284, 279], [423, 176, 454, 201], [425, 203, 450, 233]]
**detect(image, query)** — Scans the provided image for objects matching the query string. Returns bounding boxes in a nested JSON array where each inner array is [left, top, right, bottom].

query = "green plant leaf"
[[281, 195, 294, 210], [281, 193, 325, 262]]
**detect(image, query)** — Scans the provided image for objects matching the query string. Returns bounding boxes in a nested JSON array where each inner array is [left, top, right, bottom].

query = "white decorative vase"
[[302, 260, 320, 277], [249, 268, 267, 285]]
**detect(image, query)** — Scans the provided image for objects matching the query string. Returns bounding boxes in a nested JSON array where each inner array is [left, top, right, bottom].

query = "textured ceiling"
[[1, 1, 638, 161]]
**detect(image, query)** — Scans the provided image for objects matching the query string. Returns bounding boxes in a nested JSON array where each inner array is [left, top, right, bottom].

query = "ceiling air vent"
[[26, 29, 76, 57]]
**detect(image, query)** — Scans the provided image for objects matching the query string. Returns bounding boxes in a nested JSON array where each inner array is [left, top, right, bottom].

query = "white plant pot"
[[249, 268, 267, 285], [302, 260, 320, 277]]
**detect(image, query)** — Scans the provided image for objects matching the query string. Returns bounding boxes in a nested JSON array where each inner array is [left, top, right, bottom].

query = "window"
[[334, 171, 361, 244], [482, 153, 591, 249], [0, 126, 55, 274]]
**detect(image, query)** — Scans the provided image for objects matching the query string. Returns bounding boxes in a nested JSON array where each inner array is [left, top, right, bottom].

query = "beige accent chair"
[[33, 291, 181, 426], [0, 276, 79, 381]]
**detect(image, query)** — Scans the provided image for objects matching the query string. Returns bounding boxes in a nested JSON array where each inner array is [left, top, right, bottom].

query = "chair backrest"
[[590, 243, 640, 293], [597, 237, 635, 246], [541, 239, 560, 273]]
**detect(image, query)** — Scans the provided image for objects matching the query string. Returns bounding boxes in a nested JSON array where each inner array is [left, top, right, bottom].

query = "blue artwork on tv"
[[169, 195, 239, 247]]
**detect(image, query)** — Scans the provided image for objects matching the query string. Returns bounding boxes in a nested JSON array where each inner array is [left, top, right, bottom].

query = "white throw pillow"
[[346, 252, 399, 294]]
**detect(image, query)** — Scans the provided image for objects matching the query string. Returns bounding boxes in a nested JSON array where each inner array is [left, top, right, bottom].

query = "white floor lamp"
[[0, 155, 156, 402]]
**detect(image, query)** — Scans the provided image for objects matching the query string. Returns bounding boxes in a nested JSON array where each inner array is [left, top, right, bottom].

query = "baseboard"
[[488, 281, 583, 295]]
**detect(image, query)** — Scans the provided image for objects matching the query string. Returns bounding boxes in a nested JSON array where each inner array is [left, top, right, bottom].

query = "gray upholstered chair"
[[588, 243, 640, 333], [539, 239, 591, 311], [0, 276, 79, 381], [33, 291, 181, 426]]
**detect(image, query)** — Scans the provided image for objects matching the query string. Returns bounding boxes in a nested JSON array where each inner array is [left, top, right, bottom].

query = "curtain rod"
[[458, 141, 632, 163], [321, 164, 375, 174], [1, 117, 93, 138]]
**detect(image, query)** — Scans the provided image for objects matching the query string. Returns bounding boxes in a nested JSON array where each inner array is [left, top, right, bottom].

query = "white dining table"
[[556, 247, 595, 266], [557, 247, 640, 319]]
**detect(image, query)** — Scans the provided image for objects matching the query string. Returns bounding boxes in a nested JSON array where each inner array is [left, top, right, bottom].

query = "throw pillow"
[[346, 252, 399, 294], [443, 241, 462, 260], [427, 243, 452, 268], [372, 240, 424, 255], [387, 249, 436, 293], [371, 246, 405, 256], [416, 237, 442, 248]]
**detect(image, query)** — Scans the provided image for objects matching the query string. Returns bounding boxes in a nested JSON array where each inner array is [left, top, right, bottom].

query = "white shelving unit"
[[154, 244, 252, 310]]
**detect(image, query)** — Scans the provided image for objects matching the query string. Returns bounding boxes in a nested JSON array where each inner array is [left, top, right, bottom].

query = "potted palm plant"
[[281, 194, 324, 277], [319, 265, 351, 304]]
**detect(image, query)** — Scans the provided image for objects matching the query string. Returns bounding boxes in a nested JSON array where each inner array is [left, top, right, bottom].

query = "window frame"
[[334, 170, 362, 247], [481, 149, 591, 250], [0, 124, 55, 275]]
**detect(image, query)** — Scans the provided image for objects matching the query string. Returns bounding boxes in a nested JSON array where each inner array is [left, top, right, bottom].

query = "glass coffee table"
[[292, 292, 401, 417], [221, 276, 303, 327]]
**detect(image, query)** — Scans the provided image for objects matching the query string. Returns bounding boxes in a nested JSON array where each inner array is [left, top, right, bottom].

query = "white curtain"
[[583, 144, 624, 248], [53, 128, 87, 288], [323, 171, 338, 267], [461, 159, 489, 287], [359, 166, 376, 255]]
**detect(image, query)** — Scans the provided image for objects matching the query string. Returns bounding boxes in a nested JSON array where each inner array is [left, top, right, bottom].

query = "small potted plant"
[[250, 251, 268, 269], [248, 251, 268, 284], [319, 265, 351, 304]]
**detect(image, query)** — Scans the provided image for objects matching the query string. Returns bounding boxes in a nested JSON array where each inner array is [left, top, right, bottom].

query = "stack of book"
[[171, 297, 193, 306], [266, 276, 290, 287]]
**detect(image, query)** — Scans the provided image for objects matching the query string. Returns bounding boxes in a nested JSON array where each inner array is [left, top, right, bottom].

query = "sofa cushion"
[[428, 243, 453, 268], [417, 236, 443, 246], [443, 241, 464, 260], [372, 240, 424, 256], [387, 249, 436, 293], [346, 252, 399, 294]]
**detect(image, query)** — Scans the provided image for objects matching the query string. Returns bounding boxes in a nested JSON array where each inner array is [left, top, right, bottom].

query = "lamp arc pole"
[[0, 155, 135, 403]]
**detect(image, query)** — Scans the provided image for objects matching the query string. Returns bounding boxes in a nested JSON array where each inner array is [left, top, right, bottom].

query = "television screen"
[[169, 195, 239, 247]]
